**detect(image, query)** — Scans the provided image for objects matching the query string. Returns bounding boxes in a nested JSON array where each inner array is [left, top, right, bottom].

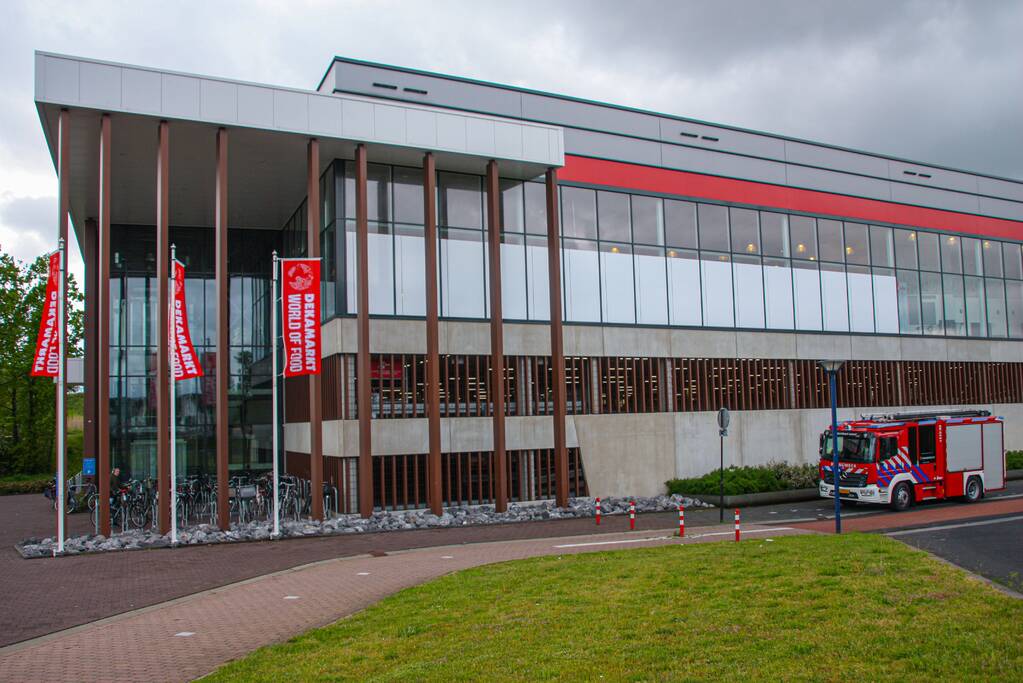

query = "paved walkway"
[[0, 523, 809, 682], [791, 495, 1023, 533]]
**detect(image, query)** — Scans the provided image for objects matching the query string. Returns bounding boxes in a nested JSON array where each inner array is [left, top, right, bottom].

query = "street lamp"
[[818, 360, 845, 534]]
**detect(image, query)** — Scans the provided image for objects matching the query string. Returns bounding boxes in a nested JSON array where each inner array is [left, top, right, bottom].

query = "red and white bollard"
[[629, 500, 636, 531], [734, 508, 741, 543], [678, 504, 685, 538], [595, 497, 601, 526]]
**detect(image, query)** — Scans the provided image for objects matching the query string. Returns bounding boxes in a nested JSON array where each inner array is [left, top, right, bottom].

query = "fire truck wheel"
[[890, 482, 912, 512], [964, 477, 983, 503]]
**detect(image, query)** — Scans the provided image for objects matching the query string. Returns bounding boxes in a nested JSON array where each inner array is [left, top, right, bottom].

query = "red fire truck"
[[818, 410, 1005, 511]]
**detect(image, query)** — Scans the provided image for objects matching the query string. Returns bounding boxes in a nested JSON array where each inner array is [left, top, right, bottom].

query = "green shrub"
[[0, 475, 51, 496], [1007, 450, 1023, 470], [666, 461, 819, 496]]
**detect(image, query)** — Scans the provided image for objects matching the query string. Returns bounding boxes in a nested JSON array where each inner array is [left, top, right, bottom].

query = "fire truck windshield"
[[822, 431, 875, 463]]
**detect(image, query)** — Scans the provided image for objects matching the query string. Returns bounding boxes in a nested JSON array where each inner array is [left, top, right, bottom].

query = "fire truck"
[[818, 410, 1005, 511]]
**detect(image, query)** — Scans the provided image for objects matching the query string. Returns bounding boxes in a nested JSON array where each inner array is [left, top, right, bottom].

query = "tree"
[[0, 247, 84, 476]]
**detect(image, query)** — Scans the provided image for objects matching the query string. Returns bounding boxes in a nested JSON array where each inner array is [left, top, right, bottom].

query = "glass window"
[[964, 275, 986, 337], [562, 238, 600, 322], [942, 273, 965, 336], [894, 229, 918, 269], [524, 182, 548, 236], [732, 254, 765, 328], [792, 260, 822, 330], [634, 245, 668, 325], [500, 180, 524, 233], [761, 213, 789, 257], [820, 262, 849, 331], [870, 226, 894, 268], [1007, 280, 1023, 337], [896, 269, 922, 335], [790, 215, 818, 261], [697, 204, 730, 252], [730, 208, 760, 255], [667, 249, 702, 326], [440, 228, 485, 318], [986, 278, 1007, 337], [700, 252, 734, 327], [941, 235, 962, 274], [982, 240, 1003, 277], [1005, 243, 1023, 279], [345, 224, 357, 313], [561, 187, 597, 240], [919, 271, 944, 335], [847, 264, 874, 332], [501, 233, 527, 320], [393, 167, 423, 225], [597, 191, 631, 242], [525, 235, 550, 321], [844, 223, 870, 265], [631, 195, 664, 245], [438, 172, 482, 229], [917, 232, 940, 271], [818, 219, 844, 263], [368, 223, 395, 315], [600, 242, 635, 323], [873, 267, 899, 334], [344, 163, 391, 222], [763, 257, 794, 329], [665, 200, 698, 249], [962, 237, 983, 276]]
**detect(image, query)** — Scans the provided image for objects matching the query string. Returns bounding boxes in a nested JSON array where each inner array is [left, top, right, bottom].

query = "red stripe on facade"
[[560, 155, 1023, 241]]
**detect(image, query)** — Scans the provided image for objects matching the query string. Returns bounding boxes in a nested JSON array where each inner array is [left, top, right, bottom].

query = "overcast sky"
[[1, 0, 1021, 283]]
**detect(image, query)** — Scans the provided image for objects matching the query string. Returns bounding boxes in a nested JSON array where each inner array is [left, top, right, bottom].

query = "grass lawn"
[[209, 534, 1023, 682]]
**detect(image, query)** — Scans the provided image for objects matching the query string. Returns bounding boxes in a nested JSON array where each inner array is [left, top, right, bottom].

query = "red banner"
[[30, 251, 61, 377], [282, 259, 321, 377], [171, 260, 203, 380]]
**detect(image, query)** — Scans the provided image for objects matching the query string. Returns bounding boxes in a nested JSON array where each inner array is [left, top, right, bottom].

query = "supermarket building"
[[34, 51, 1023, 530]]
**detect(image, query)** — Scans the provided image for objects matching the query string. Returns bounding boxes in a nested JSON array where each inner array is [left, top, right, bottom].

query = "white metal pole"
[[170, 244, 177, 546], [271, 251, 280, 538], [56, 238, 66, 555]]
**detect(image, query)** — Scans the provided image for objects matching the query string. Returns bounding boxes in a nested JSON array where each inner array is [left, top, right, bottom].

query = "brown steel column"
[[307, 139, 324, 521], [423, 153, 442, 515], [485, 161, 508, 512], [97, 114, 111, 536], [546, 168, 569, 507], [215, 128, 230, 530], [83, 218, 97, 494], [56, 109, 70, 539], [156, 121, 170, 535], [355, 144, 373, 517]]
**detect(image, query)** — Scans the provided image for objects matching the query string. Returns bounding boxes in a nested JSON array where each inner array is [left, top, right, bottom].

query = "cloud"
[[0, 195, 54, 263]]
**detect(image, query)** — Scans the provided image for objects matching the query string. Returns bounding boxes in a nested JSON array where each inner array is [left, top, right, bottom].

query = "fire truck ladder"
[[859, 409, 991, 422]]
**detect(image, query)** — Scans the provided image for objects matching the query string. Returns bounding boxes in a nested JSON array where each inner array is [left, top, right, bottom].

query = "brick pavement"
[[0, 522, 810, 683], [791, 496, 1023, 533]]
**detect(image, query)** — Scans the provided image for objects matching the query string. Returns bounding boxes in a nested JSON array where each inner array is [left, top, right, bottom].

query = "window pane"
[[962, 237, 983, 276], [941, 235, 962, 274], [698, 204, 729, 252], [790, 215, 818, 261], [631, 195, 664, 245], [873, 267, 899, 333], [818, 219, 844, 263], [917, 232, 940, 271], [894, 229, 918, 269], [942, 273, 965, 336], [847, 264, 874, 332], [700, 252, 734, 327], [919, 271, 944, 335], [438, 172, 482, 229], [763, 257, 794, 329], [394, 225, 425, 316], [732, 254, 764, 328], [844, 223, 870, 265], [792, 260, 822, 330], [668, 249, 701, 326], [870, 226, 894, 268], [440, 228, 485, 318], [897, 269, 921, 335], [634, 245, 668, 325], [1007, 280, 1023, 338], [561, 187, 597, 240], [964, 275, 986, 337], [525, 235, 550, 321], [368, 223, 395, 315], [761, 212, 789, 257], [501, 233, 527, 320], [393, 167, 423, 225], [665, 200, 698, 249], [563, 238, 600, 322], [986, 278, 1007, 338], [821, 262, 849, 331], [730, 208, 760, 255], [500, 180, 524, 233], [600, 242, 635, 323], [344, 163, 391, 222], [345, 224, 357, 313], [982, 240, 1003, 277], [597, 191, 631, 242], [524, 182, 548, 235], [1004, 243, 1023, 279]]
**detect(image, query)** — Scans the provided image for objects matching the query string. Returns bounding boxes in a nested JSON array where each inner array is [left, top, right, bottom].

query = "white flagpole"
[[271, 251, 280, 538], [56, 238, 66, 555], [169, 244, 177, 546]]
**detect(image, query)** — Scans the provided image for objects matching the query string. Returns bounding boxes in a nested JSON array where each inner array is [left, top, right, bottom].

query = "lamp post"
[[818, 360, 845, 534]]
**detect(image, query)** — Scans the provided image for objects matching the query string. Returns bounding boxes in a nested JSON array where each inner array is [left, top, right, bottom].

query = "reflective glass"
[[697, 204, 730, 252], [631, 195, 664, 246], [872, 268, 899, 333], [562, 238, 601, 322], [732, 254, 765, 328], [524, 182, 548, 235], [368, 223, 395, 315], [820, 262, 849, 331], [962, 237, 983, 276], [700, 252, 734, 327], [941, 235, 963, 274], [986, 278, 1007, 337], [500, 180, 524, 233], [730, 208, 760, 255], [847, 264, 874, 332], [919, 271, 944, 335], [1005, 243, 1023, 279], [439, 172, 482, 229], [896, 269, 922, 334], [393, 166, 424, 225], [894, 229, 918, 269], [761, 213, 789, 257], [1007, 280, 1023, 337], [634, 245, 668, 324], [500, 233, 527, 320], [525, 235, 550, 321], [561, 187, 597, 240], [982, 240, 1003, 277], [440, 228, 485, 318], [818, 219, 844, 263], [345, 225, 357, 313], [598, 191, 631, 242], [667, 249, 701, 326], [792, 260, 823, 330], [394, 225, 425, 316], [942, 274, 966, 336], [964, 275, 986, 337], [917, 232, 940, 271], [763, 257, 794, 329], [844, 223, 870, 265], [344, 163, 390, 222], [600, 242, 635, 323], [665, 200, 698, 249], [790, 215, 818, 261]]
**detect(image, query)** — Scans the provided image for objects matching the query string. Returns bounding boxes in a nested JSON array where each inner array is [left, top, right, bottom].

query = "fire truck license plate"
[[839, 489, 851, 495]]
